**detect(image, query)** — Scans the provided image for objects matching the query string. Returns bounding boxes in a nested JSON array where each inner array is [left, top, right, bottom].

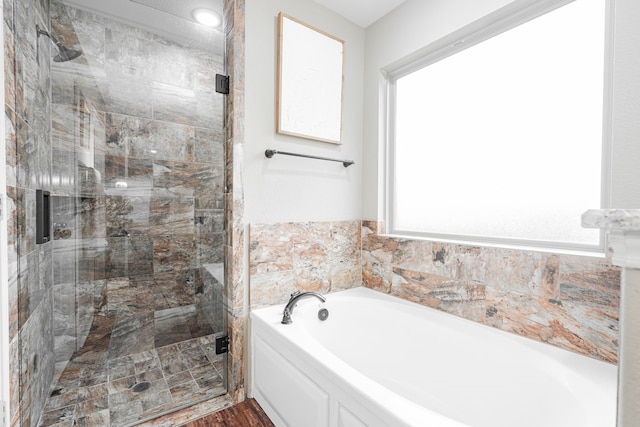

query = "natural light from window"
[[392, 0, 606, 249]]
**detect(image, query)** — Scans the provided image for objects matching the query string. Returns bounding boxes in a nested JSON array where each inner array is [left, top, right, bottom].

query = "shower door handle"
[[36, 190, 51, 244]]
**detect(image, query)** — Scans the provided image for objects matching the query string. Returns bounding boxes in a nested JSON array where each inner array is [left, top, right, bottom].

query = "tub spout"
[[281, 291, 326, 324]]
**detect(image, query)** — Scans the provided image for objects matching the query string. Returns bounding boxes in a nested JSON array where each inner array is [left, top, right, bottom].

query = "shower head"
[[52, 45, 83, 62], [36, 25, 83, 63]]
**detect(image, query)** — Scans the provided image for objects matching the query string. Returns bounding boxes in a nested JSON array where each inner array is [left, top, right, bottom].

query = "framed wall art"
[[277, 13, 345, 144]]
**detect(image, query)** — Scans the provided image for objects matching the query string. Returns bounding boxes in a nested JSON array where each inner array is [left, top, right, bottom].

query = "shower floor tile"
[[38, 336, 225, 427]]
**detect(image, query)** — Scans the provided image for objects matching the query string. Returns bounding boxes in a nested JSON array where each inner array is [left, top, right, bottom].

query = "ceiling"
[[313, 0, 406, 28], [59, 0, 224, 50], [128, 0, 224, 24], [60, 0, 406, 40]]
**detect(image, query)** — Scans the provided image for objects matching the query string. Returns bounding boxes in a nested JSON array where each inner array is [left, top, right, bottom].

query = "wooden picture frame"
[[277, 13, 345, 144]]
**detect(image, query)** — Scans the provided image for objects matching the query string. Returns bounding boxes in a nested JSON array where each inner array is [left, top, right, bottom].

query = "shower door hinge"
[[1, 400, 6, 427], [215, 334, 230, 354], [215, 74, 230, 95]]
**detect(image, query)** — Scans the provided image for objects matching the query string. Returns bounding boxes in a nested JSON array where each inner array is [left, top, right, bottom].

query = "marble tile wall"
[[248, 220, 619, 364], [249, 221, 362, 309], [4, 0, 56, 426], [223, 0, 246, 404], [362, 221, 620, 364]]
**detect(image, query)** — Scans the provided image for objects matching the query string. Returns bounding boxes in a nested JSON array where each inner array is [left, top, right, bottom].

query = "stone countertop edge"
[[582, 209, 640, 231]]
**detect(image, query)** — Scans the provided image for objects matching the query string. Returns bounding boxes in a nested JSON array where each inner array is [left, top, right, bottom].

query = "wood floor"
[[184, 399, 275, 427]]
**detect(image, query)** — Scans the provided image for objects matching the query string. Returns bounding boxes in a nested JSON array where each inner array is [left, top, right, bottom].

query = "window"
[[387, 0, 609, 251]]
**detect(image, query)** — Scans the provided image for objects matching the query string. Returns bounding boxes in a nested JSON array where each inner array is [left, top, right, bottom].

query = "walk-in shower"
[[6, 0, 228, 425]]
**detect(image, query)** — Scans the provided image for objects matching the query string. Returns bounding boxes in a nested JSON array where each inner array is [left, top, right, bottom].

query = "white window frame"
[[383, 0, 613, 254]]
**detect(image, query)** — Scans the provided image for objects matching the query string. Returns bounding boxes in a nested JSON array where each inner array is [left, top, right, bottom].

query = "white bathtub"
[[250, 287, 617, 427]]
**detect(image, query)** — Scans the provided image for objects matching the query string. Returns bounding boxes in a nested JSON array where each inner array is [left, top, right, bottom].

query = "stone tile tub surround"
[[249, 221, 362, 309], [362, 220, 620, 364], [249, 220, 620, 364]]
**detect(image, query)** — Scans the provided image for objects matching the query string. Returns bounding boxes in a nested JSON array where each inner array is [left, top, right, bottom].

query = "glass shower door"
[[44, 1, 227, 425]]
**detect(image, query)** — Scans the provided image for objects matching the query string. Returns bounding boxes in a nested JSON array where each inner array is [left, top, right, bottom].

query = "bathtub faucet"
[[281, 291, 326, 324]]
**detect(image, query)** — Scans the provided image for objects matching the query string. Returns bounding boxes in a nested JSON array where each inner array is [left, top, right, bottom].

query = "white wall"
[[607, 2, 640, 424], [609, 0, 640, 208], [362, 0, 640, 219], [244, 0, 365, 224]]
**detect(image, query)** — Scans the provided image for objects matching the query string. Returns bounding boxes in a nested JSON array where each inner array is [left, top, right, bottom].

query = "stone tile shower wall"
[[3, 0, 233, 424], [0, 2, 230, 426], [222, 0, 246, 404], [249, 221, 362, 309], [5, 0, 56, 425], [362, 221, 620, 364]]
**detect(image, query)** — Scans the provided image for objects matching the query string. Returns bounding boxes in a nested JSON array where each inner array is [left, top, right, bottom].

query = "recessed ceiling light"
[[192, 8, 222, 28]]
